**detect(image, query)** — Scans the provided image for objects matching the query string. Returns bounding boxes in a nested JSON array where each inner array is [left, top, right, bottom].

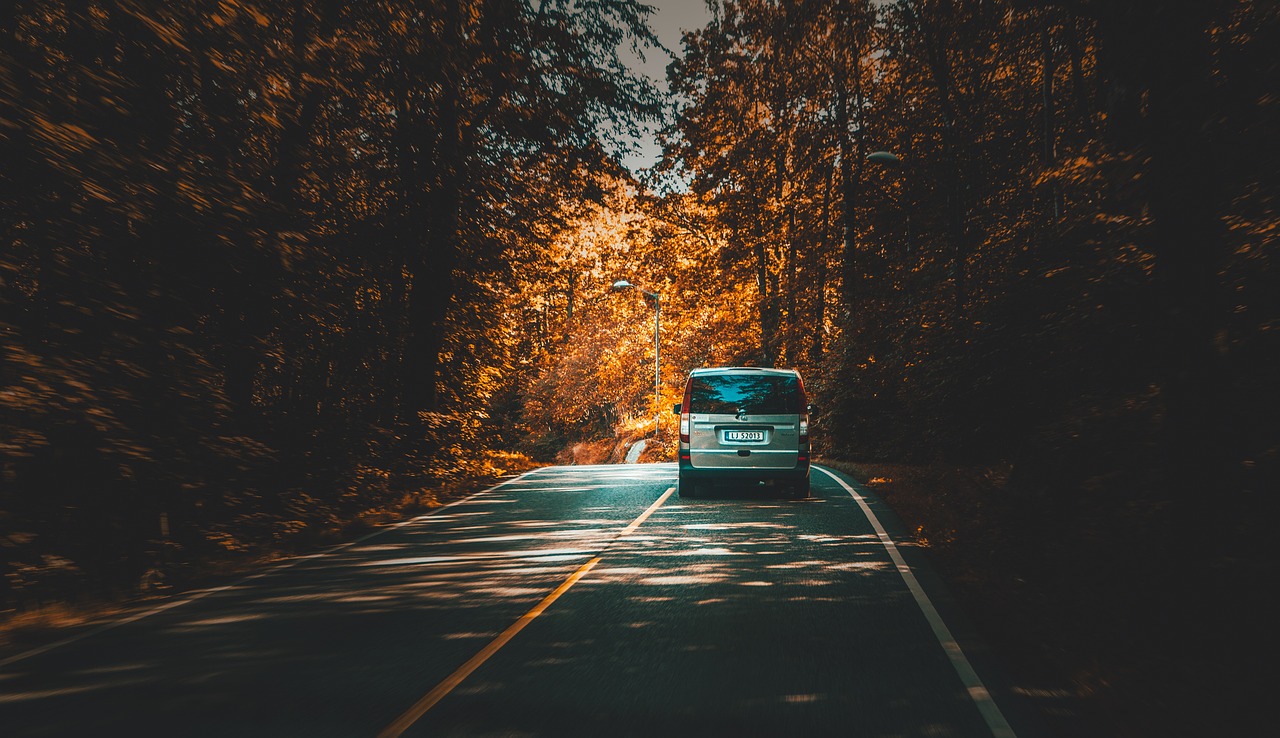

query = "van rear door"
[[686, 372, 801, 470]]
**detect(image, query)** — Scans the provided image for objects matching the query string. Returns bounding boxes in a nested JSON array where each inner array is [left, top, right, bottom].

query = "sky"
[[615, 0, 714, 175]]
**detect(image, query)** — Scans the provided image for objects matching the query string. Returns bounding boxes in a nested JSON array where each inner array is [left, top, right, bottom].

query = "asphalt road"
[[0, 464, 1044, 737]]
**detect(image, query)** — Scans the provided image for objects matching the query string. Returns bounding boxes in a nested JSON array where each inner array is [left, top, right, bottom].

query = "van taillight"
[[797, 373, 809, 444], [679, 379, 692, 443]]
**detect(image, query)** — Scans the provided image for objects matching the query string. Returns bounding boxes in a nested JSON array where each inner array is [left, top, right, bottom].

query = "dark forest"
[[2, 1, 1276, 736]]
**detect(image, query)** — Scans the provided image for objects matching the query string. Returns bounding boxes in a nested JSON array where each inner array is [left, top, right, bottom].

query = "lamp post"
[[611, 279, 661, 438], [866, 150, 911, 250]]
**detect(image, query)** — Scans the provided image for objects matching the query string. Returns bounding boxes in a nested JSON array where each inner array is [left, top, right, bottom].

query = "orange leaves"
[[209, 0, 271, 32], [30, 117, 99, 181], [119, 2, 191, 52]]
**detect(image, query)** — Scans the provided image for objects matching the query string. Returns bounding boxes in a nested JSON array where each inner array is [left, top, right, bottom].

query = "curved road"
[[0, 464, 1044, 737]]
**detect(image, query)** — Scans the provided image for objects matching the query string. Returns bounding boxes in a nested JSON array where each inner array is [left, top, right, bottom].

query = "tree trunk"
[[1041, 16, 1062, 219], [751, 216, 779, 367], [809, 167, 833, 364], [835, 58, 859, 319], [402, 2, 466, 414]]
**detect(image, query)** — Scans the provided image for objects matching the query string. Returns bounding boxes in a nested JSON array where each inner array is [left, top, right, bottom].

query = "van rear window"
[[689, 374, 800, 415]]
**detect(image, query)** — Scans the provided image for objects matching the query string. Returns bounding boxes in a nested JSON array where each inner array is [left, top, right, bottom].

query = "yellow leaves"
[[210, 0, 271, 29], [354, 286, 383, 311], [1036, 154, 1100, 189], [119, 3, 190, 52], [254, 108, 283, 131], [176, 178, 212, 212], [206, 531, 250, 553], [221, 0, 271, 28], [1224, 210, 1279, 253], [208, 50, 239, 74], [32, 116, 97, 153]]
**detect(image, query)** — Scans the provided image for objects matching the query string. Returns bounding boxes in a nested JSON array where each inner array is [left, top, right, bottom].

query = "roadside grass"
[[638, 435, 674, 463], [1, 602, 132, 648], [0, 449, 542, 657], [552, 415, 676, 465], [556, 437, 617, 465], [817, 457, 1277, 738]]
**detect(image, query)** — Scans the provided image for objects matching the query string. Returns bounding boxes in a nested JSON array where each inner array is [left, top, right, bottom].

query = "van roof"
[[688, 366, 799, 377]]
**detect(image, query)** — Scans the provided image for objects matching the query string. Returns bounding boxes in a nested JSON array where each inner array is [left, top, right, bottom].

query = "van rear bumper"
[[677, 455, 810, 482]]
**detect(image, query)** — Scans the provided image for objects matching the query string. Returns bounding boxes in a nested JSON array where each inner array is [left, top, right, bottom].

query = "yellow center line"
[[377, 486, 676, 738]]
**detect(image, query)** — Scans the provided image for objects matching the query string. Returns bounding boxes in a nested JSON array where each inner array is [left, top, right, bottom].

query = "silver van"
[[673, 367, 813, 499]]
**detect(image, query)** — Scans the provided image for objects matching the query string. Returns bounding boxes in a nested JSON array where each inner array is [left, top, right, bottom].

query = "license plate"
[[725, 430, 765, 442]]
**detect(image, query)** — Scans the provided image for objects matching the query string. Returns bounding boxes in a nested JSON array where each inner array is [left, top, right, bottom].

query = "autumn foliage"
[[1, 1, 1277, 735], [0, 0, 662, 600]]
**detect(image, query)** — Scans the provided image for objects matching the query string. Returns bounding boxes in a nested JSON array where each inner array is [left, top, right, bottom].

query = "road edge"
[[815, 464, 1049, 738], [0, 467, 549, 669]]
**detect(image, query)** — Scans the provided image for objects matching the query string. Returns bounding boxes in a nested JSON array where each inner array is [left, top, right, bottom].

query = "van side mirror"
[[807, 404, 819, 419], [672, 404, 682, 415]]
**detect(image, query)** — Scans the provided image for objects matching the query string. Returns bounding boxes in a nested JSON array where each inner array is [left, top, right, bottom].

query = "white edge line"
[[0, 466, 550, 669], [814, 465, 1018, 738]]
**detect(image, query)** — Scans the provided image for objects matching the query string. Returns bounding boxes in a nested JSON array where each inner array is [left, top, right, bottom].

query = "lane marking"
[[375, 556, 601, 738], [378, 486, 676, 738], [614, 487, 676, 538], [814, 466, 1017, 738], [0, 467, 549, 670]]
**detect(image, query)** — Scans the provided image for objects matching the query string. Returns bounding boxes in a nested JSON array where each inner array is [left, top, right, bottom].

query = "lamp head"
[[867, 151, 903, 167]]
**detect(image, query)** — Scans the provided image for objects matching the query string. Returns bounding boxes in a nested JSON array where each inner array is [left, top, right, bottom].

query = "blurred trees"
[[653, 1, 1278, 734], [655, 0, 1276, 479], [1, 0, 659, 603]]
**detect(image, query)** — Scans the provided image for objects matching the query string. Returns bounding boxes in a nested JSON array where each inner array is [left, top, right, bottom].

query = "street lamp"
[[610, 279, 661, 438], [866, 150, 903, 167], [867, 150, 911, 250]]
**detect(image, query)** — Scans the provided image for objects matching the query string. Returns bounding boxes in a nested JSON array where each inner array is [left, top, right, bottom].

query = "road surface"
[[0, 464, 1042, 737]]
